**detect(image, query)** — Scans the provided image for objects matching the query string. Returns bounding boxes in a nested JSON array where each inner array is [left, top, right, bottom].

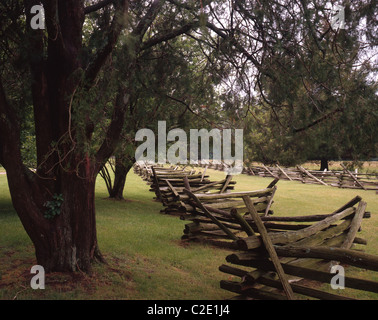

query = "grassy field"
[[0, 167, 377, 300]]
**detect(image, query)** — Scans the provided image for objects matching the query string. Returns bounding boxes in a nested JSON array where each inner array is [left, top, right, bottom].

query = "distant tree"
[[99, 24, 226, 200]]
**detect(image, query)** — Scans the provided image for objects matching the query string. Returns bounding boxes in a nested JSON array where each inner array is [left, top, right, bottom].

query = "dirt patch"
[[170, 265, 190, 276], [173, 239, 191, 248], [0, 252, 136, 299]]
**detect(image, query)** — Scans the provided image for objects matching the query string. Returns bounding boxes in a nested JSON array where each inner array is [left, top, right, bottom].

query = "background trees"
[[200, 0, 377, 168], [98, 10, 224, 200]]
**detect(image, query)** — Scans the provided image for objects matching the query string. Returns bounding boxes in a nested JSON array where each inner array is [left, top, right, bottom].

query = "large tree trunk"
[[3, 147, 104, 272], [0, 0, 162, 273], [100, 156, 134, 200], [109, 161, 133, 200], [0, 1, 125, 273], [37, 169, 103, 272]]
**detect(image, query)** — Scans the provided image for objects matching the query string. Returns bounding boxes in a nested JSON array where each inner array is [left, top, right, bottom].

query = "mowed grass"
[[0, 167, 377, 300], [0, 170, 235, 300]]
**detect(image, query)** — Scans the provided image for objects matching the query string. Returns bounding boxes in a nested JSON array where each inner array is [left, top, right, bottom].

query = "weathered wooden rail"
[[179, 179, 279, 248], [248, 164, 378, 190], [218, 196, 378, 300]]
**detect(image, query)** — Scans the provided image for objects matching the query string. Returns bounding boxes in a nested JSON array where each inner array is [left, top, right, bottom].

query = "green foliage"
[[236, 0, 378, 165], [43, 194, 64, 220], [20, 134, 37, 168], [20, 104, 37, 168]]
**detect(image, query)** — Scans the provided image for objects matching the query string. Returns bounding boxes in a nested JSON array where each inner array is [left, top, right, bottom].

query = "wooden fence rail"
[[180, 179, 278, 248], [193, 161, 378, 190], [134, 163, 236, 215], [218, 197, 378, 300]]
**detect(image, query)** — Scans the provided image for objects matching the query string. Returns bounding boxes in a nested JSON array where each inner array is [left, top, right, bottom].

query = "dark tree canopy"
[[197, 0, 377, 166]]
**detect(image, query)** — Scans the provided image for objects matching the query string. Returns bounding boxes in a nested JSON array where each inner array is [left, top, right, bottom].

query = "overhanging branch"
[[84, 0, 114, 14], [85, 0, 129, 86], [140, 21, 200, 51], [293, 108, 343, 133], [133, 0, 164, 40], [205, 21, 261, 68]]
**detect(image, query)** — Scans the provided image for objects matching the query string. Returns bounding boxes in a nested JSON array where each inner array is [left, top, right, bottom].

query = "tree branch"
[[0, 77, 17, 139], [166, 0, 194, 11], [41, 0, 64, 50], [293, 108, 343, 133], [205, 21, 261, 68], [140, 21, 199, 51], [133, 0, 165, 41], [85, 0, 129, 86], [23, 1, 54, 170], [95, 91, 130, 171], [298, 0, 326, 57], [84, 0, 114, 14], [93, 1, 166, 168]]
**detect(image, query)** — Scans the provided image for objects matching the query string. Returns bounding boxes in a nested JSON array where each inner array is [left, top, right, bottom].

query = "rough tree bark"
[[110, 161, 133, 200]]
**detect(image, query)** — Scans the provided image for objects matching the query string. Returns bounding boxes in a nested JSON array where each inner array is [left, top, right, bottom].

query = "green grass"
[[0, 168, 377, 300], [0, 170, 235, 300]]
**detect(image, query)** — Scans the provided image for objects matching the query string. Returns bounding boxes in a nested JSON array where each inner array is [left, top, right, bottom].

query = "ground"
[[0, 166, 377, 300]]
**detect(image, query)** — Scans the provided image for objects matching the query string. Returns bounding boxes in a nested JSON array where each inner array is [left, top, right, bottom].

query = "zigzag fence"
[[194, 162, 378, 191]]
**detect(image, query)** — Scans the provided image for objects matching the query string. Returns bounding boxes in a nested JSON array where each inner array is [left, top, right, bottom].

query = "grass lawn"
[[0, 167, 377, 300]]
